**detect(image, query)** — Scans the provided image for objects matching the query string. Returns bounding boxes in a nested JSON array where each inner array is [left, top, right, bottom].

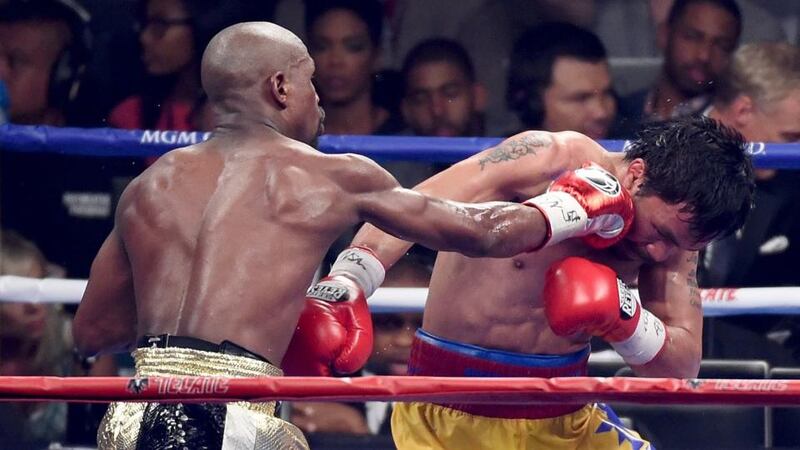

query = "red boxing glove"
[[543, 257, 667, 365], [524, 163, 634, 249], [283, 247, 385, 376], [282, 275, 373, 375]]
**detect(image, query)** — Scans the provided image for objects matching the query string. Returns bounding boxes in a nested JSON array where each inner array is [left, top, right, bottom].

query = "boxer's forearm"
[[351, 224, 414, 270], [630, 325, 701, 378], [361, 190, 547, 258]]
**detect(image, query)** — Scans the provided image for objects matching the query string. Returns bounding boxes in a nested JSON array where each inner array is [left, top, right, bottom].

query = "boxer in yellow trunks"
[[394, 330, 649, 449], [73, 22, 572, 450], [291, 116, 755, 449]]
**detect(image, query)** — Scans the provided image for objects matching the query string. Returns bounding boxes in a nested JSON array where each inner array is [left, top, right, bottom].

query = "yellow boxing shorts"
[[392, 329, 653, 450], [97, 334, 309, 450]]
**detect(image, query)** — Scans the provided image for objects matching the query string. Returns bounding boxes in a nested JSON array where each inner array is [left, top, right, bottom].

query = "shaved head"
[[201, 22, 309, 106]]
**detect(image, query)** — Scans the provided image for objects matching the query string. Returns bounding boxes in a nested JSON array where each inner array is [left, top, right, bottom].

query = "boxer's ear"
[[268, 71, 289, 108], [622, 158, 646, 194]]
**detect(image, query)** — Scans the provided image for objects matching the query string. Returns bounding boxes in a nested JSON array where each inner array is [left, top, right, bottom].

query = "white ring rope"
[[1, 275, 799, 316]]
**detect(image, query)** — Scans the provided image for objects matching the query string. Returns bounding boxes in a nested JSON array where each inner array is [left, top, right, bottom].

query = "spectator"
[[0, 0, 91, 126], [0, 231, 73, 445], [506, 22, 617, 139], [107, 0, 251, 130], [700, 42, 800, 364], [0, 230, 118, 446], [617, 0, 741, 131], [704, 42, 800, 287], [305, 0, 404, 135], [381, 38, 487, 188], [401, 38, 486, 138], [454, 0, 596, 135], [0, 0, 141, 279], [306, 0, 407, 267], [594, 0, 789, 59]]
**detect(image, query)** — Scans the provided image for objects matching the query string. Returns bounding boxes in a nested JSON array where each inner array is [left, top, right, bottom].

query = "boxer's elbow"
[[73, 317, 134, 357], [72, 321, 103, 357], [468, 204, 542, 258], [667, 326, 703, 378], [635, 335, 702, 378], [681, 343, 703, 378]]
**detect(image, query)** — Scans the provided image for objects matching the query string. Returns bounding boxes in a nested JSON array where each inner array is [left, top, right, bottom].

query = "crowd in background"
[[1, 0, 800, 446]]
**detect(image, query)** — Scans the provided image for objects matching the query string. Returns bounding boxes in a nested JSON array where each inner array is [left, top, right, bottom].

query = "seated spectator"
[[506, 22, 617, 139], [594, 0, 788, 59], [306, 0, 407, 266], [0, 1, 144, 278], [401, 38, 486, 138], [705, 42, 800, 287], [384, 38, 488, 187], [617, 0, 741, 132], [701, 42, 800, 364], [454, 1, 598, 135], [305, 0, 404, 135], [0, 0, 91, 126], [108, 0, 250, 130], [0, 231, 73, 444]]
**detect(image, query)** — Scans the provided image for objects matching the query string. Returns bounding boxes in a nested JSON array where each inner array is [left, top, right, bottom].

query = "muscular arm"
[[351, 131, 586, 267], [633, 251, 703, 378], [359, 183, 549, 258], [72, 228, 137, 357]]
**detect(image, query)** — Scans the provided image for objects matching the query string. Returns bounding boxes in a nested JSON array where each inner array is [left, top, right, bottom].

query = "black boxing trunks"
[[97, 335, 309, 450]]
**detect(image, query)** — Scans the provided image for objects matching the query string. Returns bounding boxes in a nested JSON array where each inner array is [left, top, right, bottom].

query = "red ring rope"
[[1, 376, 798, 405]]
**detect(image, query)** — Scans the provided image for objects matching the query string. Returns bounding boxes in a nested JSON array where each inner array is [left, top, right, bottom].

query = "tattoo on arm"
[[686, 253, 701, 309], [478, 133, 552, 170]]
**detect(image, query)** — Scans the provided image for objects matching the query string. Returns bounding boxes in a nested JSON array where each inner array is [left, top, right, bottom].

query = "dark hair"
[[624, 116, 754, 242], [401, 38, 476, 92], [507, 22, 607, 128], [667, 0, 742, 38], [305, 0, 383, 46], [0, 0, 92, 108], [137, 0, 257, 128], [137, 0, 258, 64]]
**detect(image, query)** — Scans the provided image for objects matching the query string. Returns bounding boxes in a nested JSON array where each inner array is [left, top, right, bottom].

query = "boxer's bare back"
[[74, 22, 557, 364], [116, 132, 392, 364]]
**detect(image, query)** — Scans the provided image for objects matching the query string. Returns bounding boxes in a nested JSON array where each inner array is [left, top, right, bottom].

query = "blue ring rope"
[[0, 124, 795, 168]]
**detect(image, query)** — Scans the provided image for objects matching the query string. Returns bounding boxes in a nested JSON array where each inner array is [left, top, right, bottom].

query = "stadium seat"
[[770, 366, 800, 448], [610, 360, 770, 449]]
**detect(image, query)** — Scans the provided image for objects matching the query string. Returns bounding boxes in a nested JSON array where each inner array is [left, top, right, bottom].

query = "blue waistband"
[[415, 329, 590, 368]]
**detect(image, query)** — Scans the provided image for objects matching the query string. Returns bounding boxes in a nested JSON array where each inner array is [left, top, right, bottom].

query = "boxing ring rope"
[[0, 124, 796, 167], [3, 125, 800, 413], [2, 125, 798, 315], [1, 375, 799, 406], [1, 275, 799, 317]]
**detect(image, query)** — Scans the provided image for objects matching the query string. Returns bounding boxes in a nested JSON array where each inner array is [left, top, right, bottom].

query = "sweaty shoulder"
[[457, 130, 604, 199], [115, 146, 207, 224], [554, 131, 609, 168], [313, 152, 396, 195]]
